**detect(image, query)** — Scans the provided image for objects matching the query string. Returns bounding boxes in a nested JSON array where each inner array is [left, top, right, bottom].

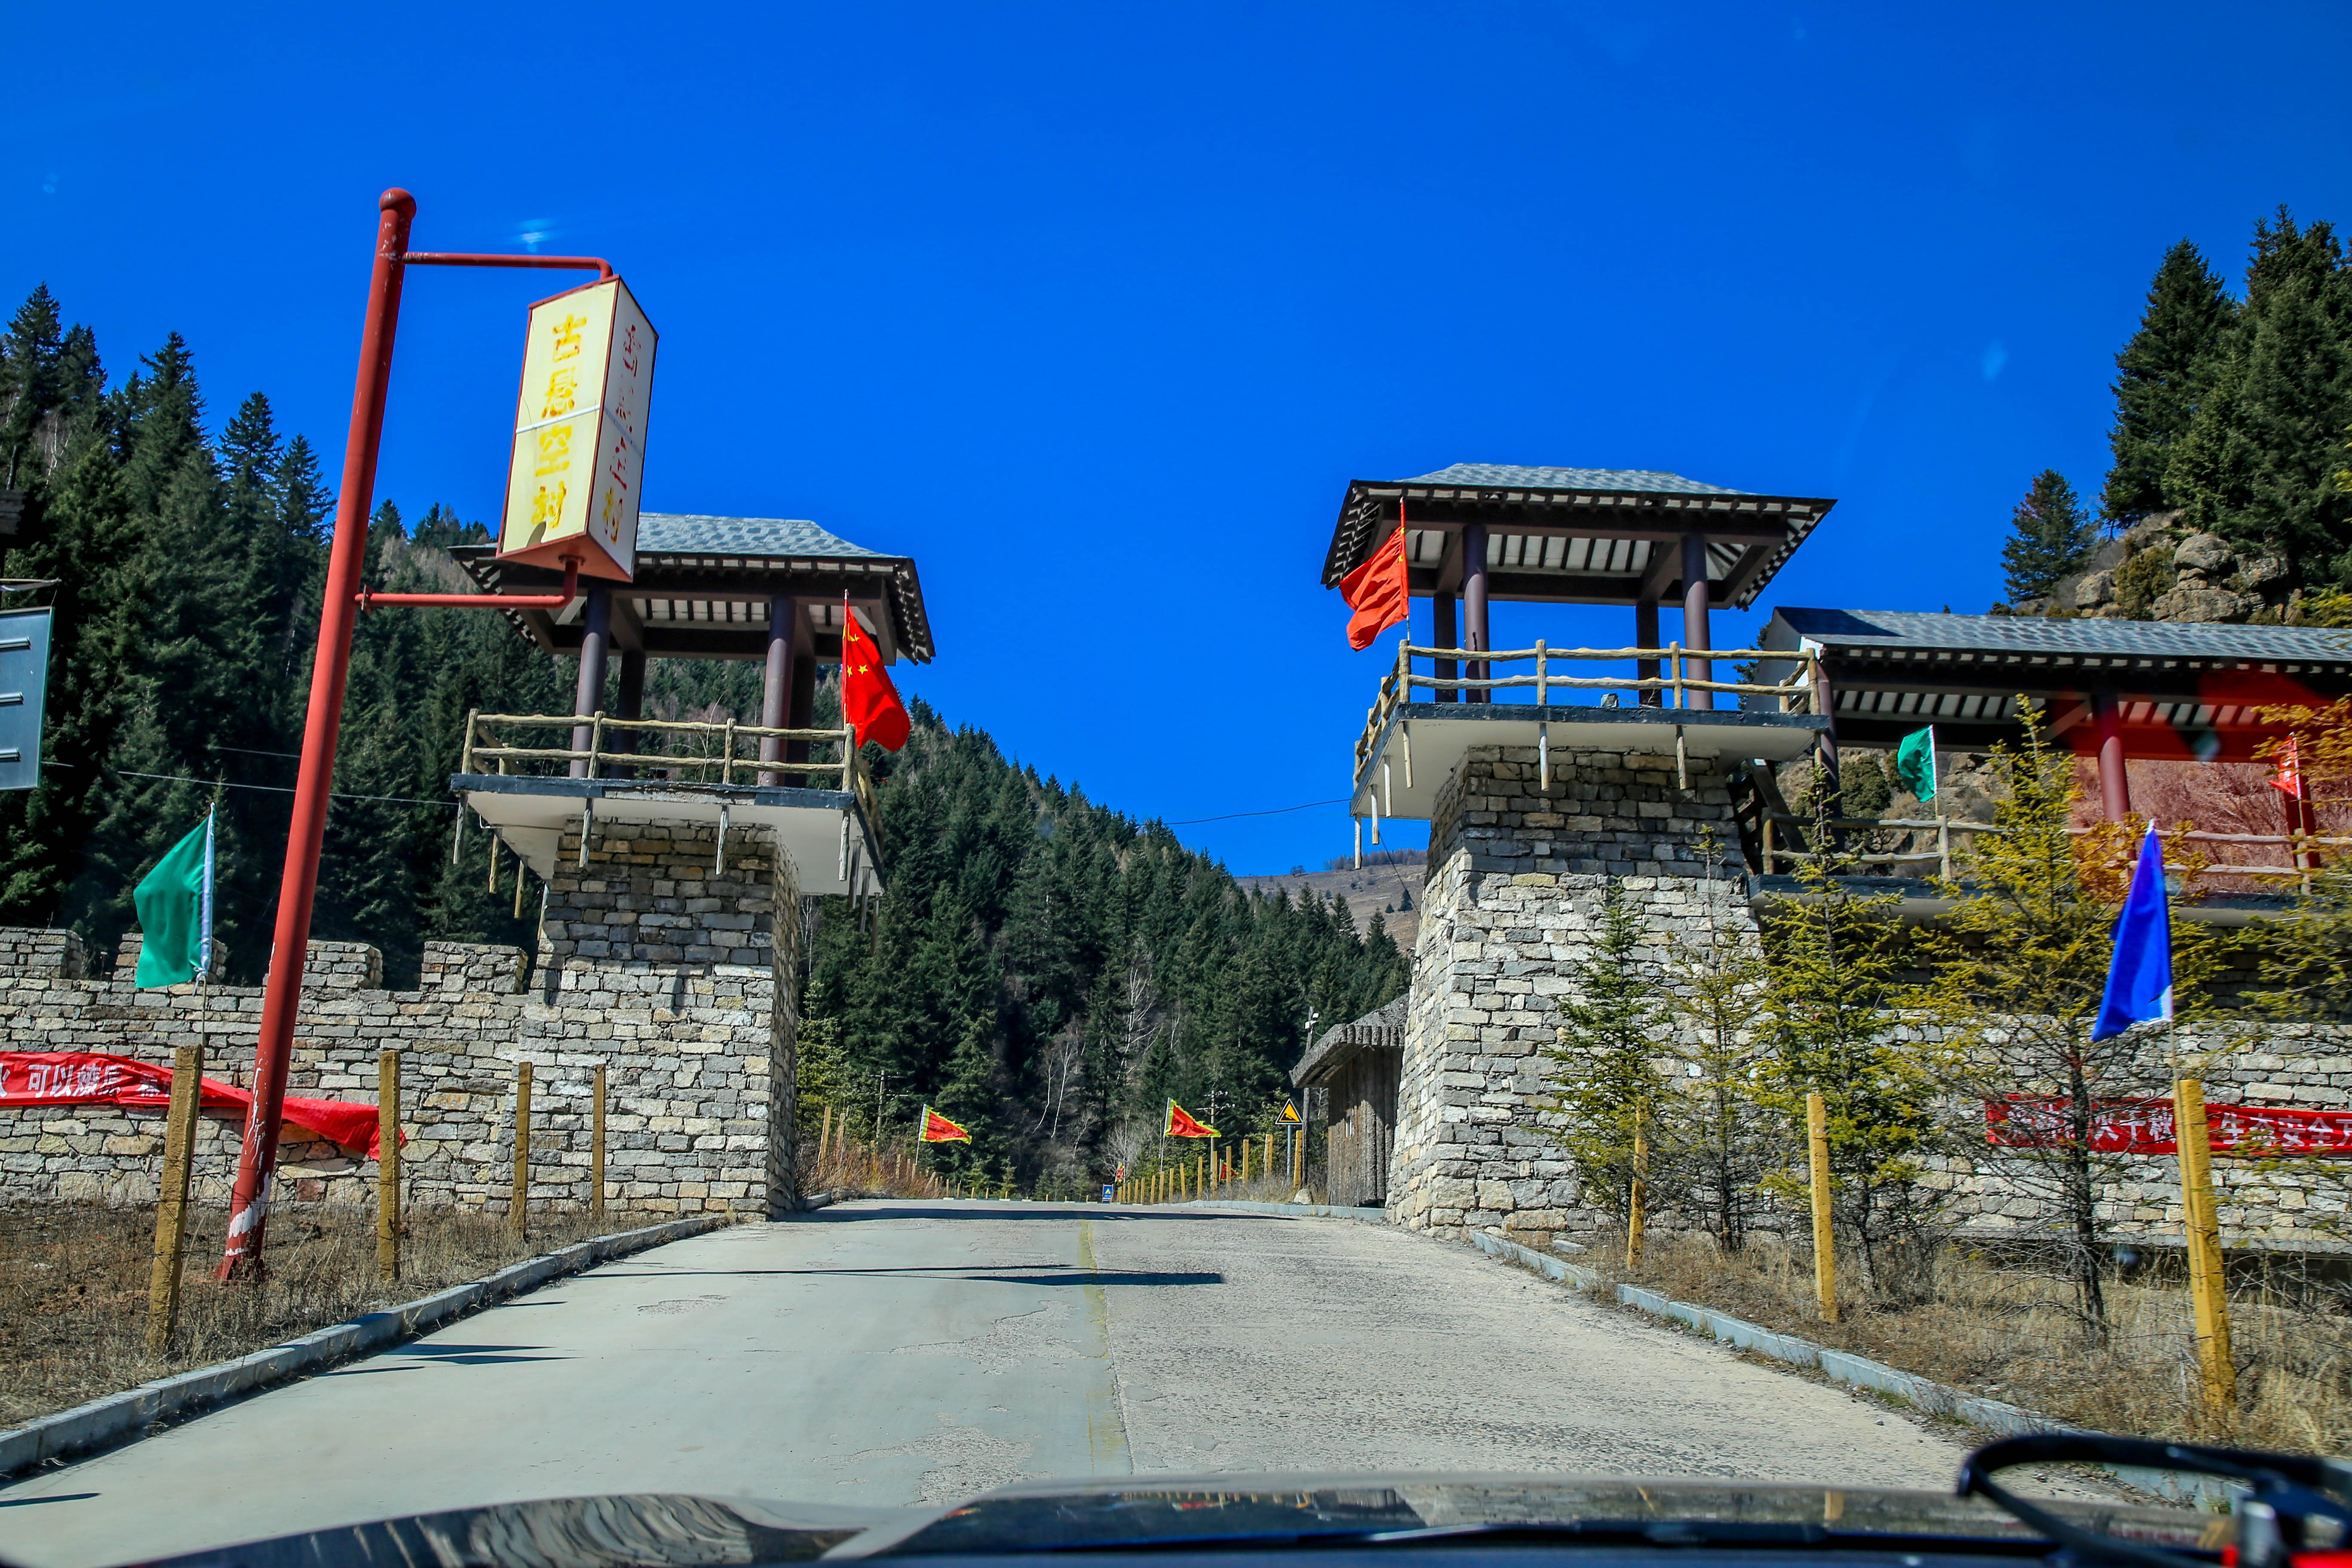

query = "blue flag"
[[2092, 826, 2172, 1041]]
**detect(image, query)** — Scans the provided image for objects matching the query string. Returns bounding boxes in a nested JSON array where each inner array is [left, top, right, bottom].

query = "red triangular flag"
[[2271, 734, 2307, 801], [1164, 1099, 1218, 1138], [1338, 513, 1409, 651], [841, 602, 911, 752], [920, 1105, 972, 1142]]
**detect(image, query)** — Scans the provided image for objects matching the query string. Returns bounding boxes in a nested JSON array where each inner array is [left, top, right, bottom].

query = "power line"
[[1164, 796, 1351, 827], [55, 763, 459, 810]]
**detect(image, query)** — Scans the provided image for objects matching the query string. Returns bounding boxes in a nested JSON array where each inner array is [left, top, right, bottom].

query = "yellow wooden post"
[[146, 1043, 203, 1355], [818, 1104, 834, 1164], [1193, 1154, 1202, 1198], [1627, 1106, 1648, 1270], [591, 1063, 607, 1220], [1241, 1139, 1251, 1182], [1263, 1131, 1274, 1177], [1807, 1090, 1838, 1323], [511, 1060, 533, 1238], [2176, 1079, 2237, 1421], [377, 1049, 401, 1283], [1292, 1121, 1303, 1190]]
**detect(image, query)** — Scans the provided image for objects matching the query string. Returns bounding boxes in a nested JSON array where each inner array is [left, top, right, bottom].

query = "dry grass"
[[0, 1202, 674, 1430], [799, 1130, 954, 1201], [1585, 1229, 2352, 1454]]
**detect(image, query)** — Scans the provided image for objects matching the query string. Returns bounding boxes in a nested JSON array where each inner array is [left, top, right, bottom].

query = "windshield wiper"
[[1960, 1434, 2352, 1568]]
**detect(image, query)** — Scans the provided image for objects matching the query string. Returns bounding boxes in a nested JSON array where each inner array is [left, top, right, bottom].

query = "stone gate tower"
[[1317, 466, 1834, 1239]]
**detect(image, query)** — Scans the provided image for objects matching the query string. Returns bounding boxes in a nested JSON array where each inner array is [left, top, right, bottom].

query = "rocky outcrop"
[[2007, 511, 2297, 625]]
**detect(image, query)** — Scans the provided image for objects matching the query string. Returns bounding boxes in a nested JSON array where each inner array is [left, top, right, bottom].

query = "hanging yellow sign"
[[496, 276, 655, 582]]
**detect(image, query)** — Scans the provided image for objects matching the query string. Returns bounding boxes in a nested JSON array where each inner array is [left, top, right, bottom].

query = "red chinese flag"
[[1338, 516, 1409, 651], [840, 606, 911, 752], [1164, 1099, 1219, 1138], [920, 1106, 972, 1143]]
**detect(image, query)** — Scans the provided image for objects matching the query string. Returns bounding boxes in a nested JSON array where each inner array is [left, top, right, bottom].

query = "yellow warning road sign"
[[1278, 1099, 1302, 1123]]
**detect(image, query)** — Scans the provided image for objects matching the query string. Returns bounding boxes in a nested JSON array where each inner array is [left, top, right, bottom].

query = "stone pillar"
[[538, 816, 802, 1216], [1384, 742, 1755, 1245]]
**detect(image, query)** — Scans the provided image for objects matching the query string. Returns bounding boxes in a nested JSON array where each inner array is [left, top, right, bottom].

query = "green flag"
[[134, 812, 214, 987], [1895, 726, 1937, 804]]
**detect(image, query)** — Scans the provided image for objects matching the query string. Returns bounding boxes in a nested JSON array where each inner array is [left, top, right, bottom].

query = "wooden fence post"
[[1627, 1106, 1648, 1269], [2176, 1078, 2238, 1422], [591, 1063, 607, 1220], [146, 1043, 203, 1355], [1807, 1090, 1838, 1323], [511, 1060, 533, 1239], [818, 1104, 833, 1164], [377, 1049, 401, 1283]]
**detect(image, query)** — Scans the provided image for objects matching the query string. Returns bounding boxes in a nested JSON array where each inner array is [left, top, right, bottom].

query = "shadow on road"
[[595, 1266, 1223, 1286], [790, 1202, 1299, 1223]]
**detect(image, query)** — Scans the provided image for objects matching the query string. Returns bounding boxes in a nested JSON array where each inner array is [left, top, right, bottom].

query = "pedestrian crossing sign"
[[1278, 1099, 1302, 1123]]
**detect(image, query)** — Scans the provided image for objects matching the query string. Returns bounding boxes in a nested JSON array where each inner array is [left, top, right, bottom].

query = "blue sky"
[[5, 3, 2349, 874]]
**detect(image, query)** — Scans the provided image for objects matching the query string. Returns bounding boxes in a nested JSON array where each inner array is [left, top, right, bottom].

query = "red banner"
[[1984, 1096, 2352, 1156], [2, 1051, 392, 1158]]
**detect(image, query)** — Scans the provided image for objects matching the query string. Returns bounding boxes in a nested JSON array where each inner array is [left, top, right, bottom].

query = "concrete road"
[[0, 1201, 1974, 1567]]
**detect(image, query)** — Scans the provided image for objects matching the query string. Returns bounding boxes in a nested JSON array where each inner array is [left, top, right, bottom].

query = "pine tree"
[[2168, 210, 2352, 586], [1756, 864, 1937, 1301], [1538, 883, 1663, 1225], [1909, 705, 2230, 1331], [2101, 242, 2235, 530], [1658, 839, 1773, 1253], [2000, 469, 2095, 603]]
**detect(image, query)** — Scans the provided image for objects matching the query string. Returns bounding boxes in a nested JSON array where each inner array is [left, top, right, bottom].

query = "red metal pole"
[[219, 189, 415, 1280]]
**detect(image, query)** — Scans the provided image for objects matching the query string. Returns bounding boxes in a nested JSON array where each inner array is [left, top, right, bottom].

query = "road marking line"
[[1075, 1219, 1133, 1474]]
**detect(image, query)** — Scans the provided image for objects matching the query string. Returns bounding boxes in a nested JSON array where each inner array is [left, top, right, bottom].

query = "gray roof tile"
[[637, 513, 896, 560], [1406, 463, 1750, 496], [1776, 607, 2352, 664]]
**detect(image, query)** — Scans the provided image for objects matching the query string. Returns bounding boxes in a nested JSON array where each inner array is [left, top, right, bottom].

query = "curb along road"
[[0, 1213, 729, 1482]]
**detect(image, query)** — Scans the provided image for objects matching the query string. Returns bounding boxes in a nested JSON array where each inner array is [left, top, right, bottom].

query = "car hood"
[[104, 1473, 2215, 1568]]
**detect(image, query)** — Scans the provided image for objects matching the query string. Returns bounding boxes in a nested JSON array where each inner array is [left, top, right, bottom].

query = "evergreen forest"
[[1997, 207, 2352, 614], [0, 286, 1408, 1189]]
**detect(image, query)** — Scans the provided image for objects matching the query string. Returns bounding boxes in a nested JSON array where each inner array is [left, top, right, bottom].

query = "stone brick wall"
[[1387, 743, 1750, 1242], [0, 817, 805, 1219], [1388, 741, 2352, 1256]]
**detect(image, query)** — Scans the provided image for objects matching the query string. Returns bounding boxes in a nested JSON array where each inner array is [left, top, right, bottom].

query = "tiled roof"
[[1776, 608, 2352, 665], [1292, 995, 1407, 1089], [1405, 464, 1749, 496], [637, 513, 894, 560]]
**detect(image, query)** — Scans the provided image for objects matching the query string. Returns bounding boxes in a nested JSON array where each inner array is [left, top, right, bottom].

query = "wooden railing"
[[1761, 812, 2351, 891], [1357, 642, 1821, 770], [461, 710, 882, 829]]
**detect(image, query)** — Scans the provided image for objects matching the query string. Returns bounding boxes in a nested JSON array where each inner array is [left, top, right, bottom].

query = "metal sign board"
[[1278, 1098, 1302, 1123], [496, 276, 656, 582], [0, 607, 52, 791]]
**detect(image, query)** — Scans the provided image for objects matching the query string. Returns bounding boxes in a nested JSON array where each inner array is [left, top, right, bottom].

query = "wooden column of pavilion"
[[452, 512, 933, 779]]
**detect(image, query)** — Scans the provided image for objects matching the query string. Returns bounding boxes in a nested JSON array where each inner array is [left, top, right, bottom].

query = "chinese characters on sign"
[[1984, 1095, 2352, 1155], [496, 277, 657, 581]]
